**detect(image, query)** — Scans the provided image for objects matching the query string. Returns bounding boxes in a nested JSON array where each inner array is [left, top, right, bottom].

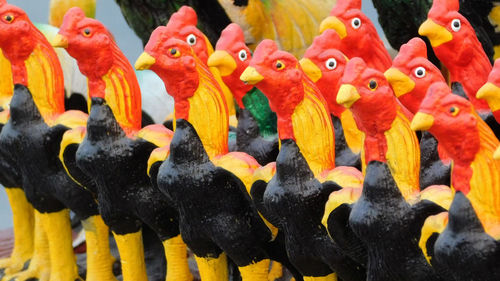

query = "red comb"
[[216, 23, 245, 50], [166, 6, 198, 30], [430, 0, 459, 13], [342, 57, 367, 83], [332, 0, 361, 14], [393, 37, 428, 65]]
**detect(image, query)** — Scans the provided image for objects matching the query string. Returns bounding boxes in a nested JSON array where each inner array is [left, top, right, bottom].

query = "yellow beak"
[[418, 19, 453, 47], [476, 82, 500, 111], [135, 52, 156, 70], [337, 84, 360, 108], [299, 58, 322, 83], [207, 50, 237, 77], [240, 66, 264, 85], [51, 34, 68, 48], [494, 146, 500, 160], [411, 112, 435, 131], [319, 16, 347, 38], [384, 68, 415, 98]]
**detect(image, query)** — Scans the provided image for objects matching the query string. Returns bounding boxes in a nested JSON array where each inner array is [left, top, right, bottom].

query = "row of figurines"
[[0, 0, 499, 281]]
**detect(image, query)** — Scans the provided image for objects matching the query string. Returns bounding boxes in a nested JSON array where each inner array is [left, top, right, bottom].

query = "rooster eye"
[[451, 19, 461, 32], [414, 67, 426, 78], [351, 17, 361, 29], [186, 34, 197, 46], [368, 80, 378, 90], [325, 58, 337, 70], [449, 106, 459, 116], [4, 14, 13, 23], [238, 49, 247, 61], [275, 60, 285, 70], [82, 28, 91, 37], [169, 48, 181, 58]]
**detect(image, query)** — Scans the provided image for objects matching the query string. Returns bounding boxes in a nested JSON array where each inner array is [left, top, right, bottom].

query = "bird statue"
[[319, 0, 392, 71], [384, 37, 452, 188], [412, 81, 500, 280], [136, 31, 282, 280], [0, 2, 115, 281], [241, 39, 366, 281], [114, 0, 335, 57], [207, 23, 279, 165], [418, 0, 492, 112], [322, 57, 451, 281], [0, 5, 34, 278], [299, 29, 364, 169], [336, 57, 421, 198], [52, 7, 192, 281]]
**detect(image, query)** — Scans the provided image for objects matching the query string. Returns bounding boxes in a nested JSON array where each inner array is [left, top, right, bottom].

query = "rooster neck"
[[86, 45, 142, 133]]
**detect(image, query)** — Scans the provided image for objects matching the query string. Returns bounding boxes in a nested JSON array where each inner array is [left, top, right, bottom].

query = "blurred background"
[[0, 0, 384, 228]]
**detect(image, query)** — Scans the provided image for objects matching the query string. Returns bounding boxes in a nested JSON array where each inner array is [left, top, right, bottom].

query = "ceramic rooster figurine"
[[477, 59, 500, 125], [207, 23, 278, 165], [300, 29, 363, 169], [384, 37, 451, 188], [418, 0, 491, 112], [53, 7, 192, 281], [0, 10, 34, 279], [136, 31, 282, 280], [0, 2, 115, 281], [412, 81, 500, 280], [336, 57, 421, 197], [241, 39, 366, 281], [319, 0, 392, 71], [327, 57, 449, 281]]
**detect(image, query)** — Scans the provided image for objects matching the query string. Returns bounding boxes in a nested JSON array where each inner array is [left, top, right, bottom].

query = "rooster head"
[[300, 29, 347, 116], [136, 28, 200, 107], [0, 1, 38, 60], [240, 39, 304, 117], [207, 23, 252, 107], [419, 0, 475, 62], [319, 0, 382, 62], [337, 57, 397, 133], [476, 59, 500, 119], [385, 37, 446, 114], [53, 7, 114, 79], [163, 6, 213, 64], [411, 82, 478, 160]]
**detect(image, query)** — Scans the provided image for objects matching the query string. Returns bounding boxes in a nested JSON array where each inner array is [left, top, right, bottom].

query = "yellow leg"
[[0, 188, 34, 275], [239, 259, 270, 281], [40, 209, 81, 281], [194, 253, 229, 281], [3, 210, 50, 281], [303, 273, 337, 281], [112, 231, 148, 281], [81, 215, 117, 281], [267, 261, 283, 281], [163, 235, 193, 281]]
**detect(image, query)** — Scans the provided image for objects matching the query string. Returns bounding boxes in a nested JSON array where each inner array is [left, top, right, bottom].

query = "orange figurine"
[[319, 0, 392, 71], [330, 57, 448, 281], [53, 7, 192, 281], [136, 30, 281, 280], [241, 39, 366, 281], [412, 81, 500, 280], [0, 2, 115, 281], [419, 0, 491, 112], [300, 29, 363, 169]]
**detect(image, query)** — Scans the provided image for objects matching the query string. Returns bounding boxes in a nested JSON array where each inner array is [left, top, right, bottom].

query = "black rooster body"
[[251, 139, 366, 281]]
